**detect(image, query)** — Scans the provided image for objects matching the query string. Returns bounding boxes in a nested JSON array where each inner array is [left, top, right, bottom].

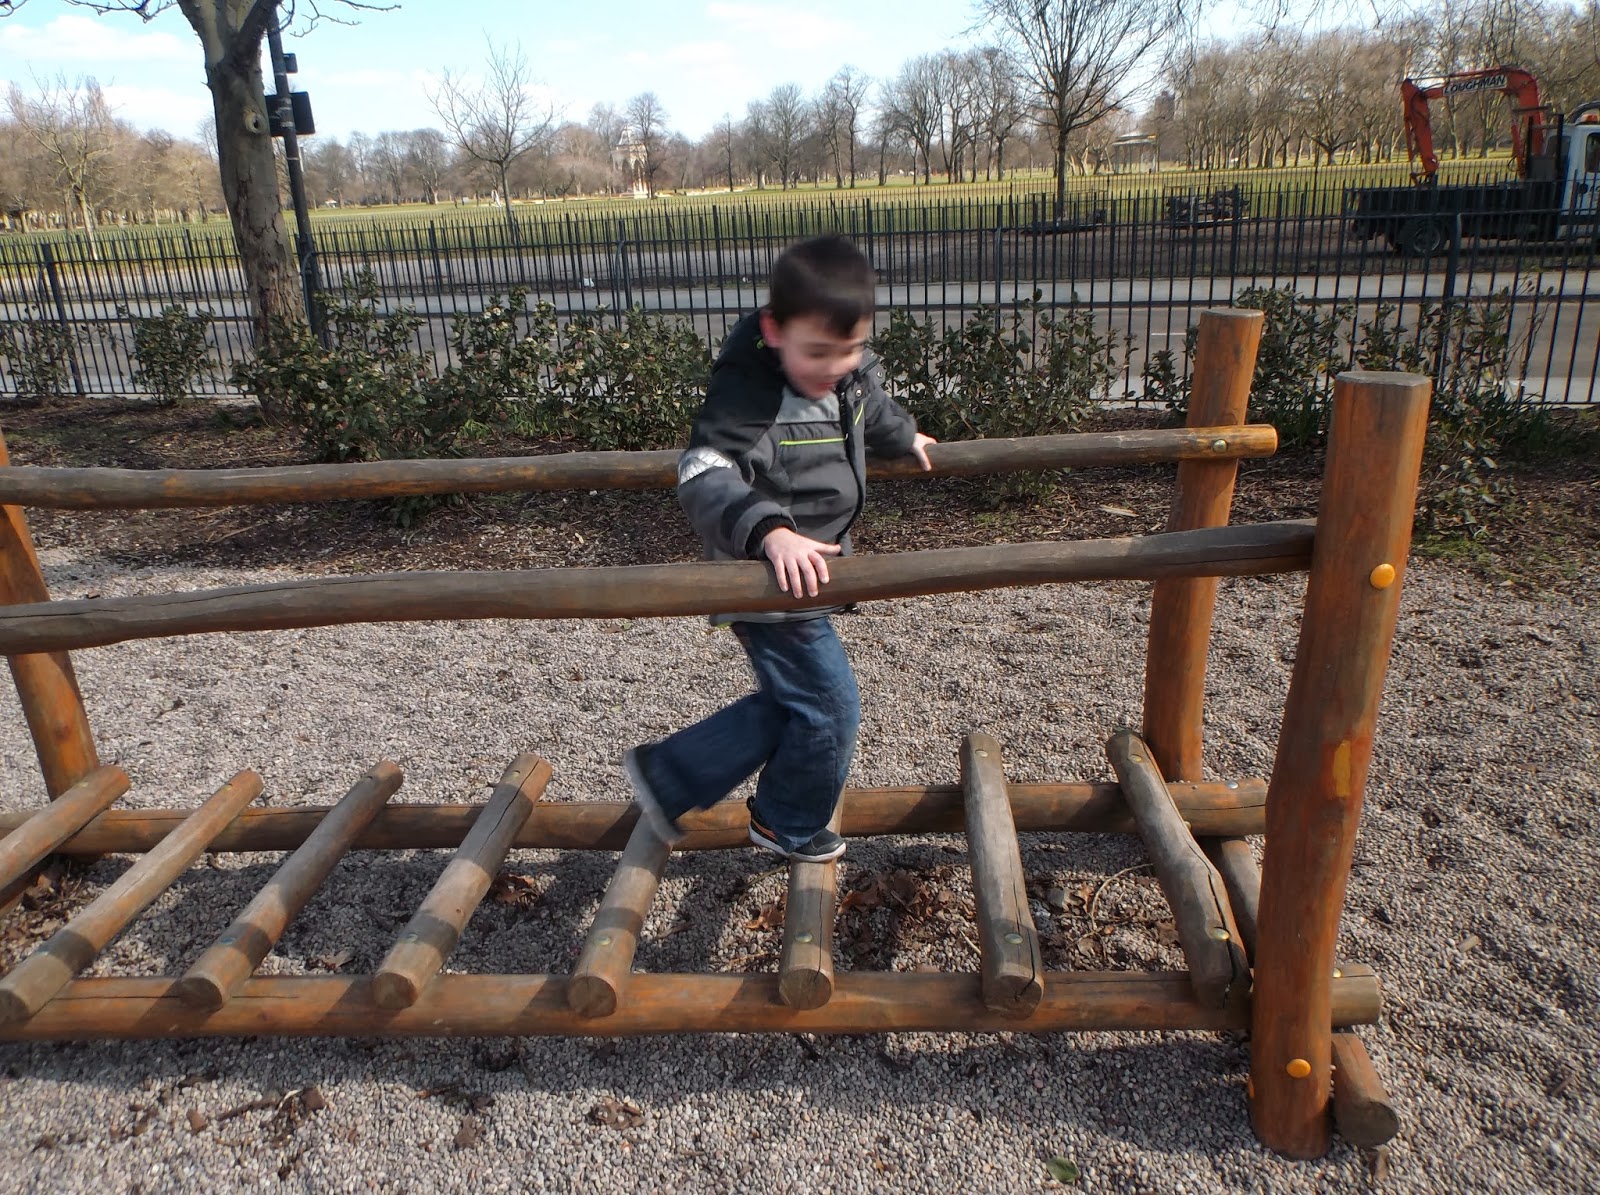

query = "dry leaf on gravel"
[[587, 1096, 644, 1129], [308, 949, 354, 972], [744, 900, 784, 931], [489, 871, 539, 907]]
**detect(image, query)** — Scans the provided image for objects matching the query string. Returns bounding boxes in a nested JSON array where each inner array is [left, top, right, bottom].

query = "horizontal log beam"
[[0, 781, 1270, 855], [0, 521, 1314, 655], [0, 967, 1380, 1042], [0, 427, 1278, 510]]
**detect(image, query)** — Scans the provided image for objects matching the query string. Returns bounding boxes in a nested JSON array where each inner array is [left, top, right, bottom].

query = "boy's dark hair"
[[766, 236, 875, 335]]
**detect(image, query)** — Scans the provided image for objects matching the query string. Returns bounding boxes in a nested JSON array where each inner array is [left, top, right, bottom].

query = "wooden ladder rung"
[[1107, 730, 1249, 1011], [960, 733, 1043, 1017], [0, 765, 130, 899], [0, 769, 263, 1024], [777, 804, 844, 1010], [1333, 1030, 1401, 1147], [371, 754, 550, 1010], [174, 761, 404, 1011], [567, 815, 672, 1019]]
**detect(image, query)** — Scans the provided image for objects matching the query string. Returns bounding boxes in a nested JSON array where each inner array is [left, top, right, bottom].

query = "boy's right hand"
[[762, 527, 842, 598]]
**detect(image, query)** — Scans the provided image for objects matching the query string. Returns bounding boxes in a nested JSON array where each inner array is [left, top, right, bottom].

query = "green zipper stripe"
[[778, 436, 845, 446]]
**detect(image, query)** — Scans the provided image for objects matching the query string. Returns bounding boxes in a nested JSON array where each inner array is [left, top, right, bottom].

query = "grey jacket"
[[677, 311, 919, 623]]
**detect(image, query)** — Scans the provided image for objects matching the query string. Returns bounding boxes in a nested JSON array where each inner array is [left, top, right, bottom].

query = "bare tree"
[[713, 114, 738, 191], [6, 75, 117, 255], [826, 66, 871, 187], [975, 47, 1025, 180], [430, 39, 561, 226], [625, 91, 670, 198], [740, 100, 772, 189], [882, 56, 942, 184], [404, 129, 449, 204], [978, 0, 1186, 214], [763, 83, 811, 189]]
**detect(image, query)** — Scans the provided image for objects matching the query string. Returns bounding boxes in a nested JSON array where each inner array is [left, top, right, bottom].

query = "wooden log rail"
[[1332, 1031, 1402, 1147], [0, 426, 1278, 510], [0, 780, 1271, 855], [372, 755, 550, 1009], [0, 968, 1382, 1042], [0, 520, 1316, 656]]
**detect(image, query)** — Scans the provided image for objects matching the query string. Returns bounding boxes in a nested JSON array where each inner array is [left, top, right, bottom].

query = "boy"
[[623, 236, 935, 863]]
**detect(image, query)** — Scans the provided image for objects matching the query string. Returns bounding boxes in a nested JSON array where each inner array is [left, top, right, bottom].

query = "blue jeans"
[[634, 617, 861, 852]]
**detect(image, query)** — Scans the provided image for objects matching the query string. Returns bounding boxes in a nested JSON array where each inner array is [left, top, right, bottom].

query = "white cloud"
[[703, 2, 856, 51], [0, 13, 192, 67], [98, 82, 213, 135]]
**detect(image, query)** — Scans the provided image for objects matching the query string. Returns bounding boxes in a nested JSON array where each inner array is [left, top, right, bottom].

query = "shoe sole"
[[747, 824, 846, 863]]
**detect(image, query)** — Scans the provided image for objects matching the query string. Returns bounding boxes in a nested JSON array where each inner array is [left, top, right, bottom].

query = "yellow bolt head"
[[1370, 563, 1397, 589], [1286, 1058, 1312, 1079]]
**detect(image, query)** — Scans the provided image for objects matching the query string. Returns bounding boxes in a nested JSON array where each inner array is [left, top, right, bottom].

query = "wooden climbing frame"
[[0, 310, 1429, 1160]]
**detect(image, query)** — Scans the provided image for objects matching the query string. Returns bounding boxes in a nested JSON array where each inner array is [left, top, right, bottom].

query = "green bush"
[[0, 310, 76, 405], [128, 305, 214, 407], [514, 303, 709, 451], [233, 272, 441, 459], [1146, 288, 1356, 448], [1146, 284, 1557, 542], [1358, 290, 1551, 540], [872, 300, 1126, 498]]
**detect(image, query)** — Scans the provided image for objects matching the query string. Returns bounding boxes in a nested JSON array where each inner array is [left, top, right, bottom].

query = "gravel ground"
[[0, 546, 1595, 1194]]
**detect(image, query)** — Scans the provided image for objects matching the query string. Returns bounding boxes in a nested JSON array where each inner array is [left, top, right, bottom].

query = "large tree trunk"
[[202, 47, 301, 345]]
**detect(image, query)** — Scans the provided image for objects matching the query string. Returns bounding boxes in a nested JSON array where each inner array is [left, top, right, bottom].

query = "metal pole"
[[267, 9, 324, 342]]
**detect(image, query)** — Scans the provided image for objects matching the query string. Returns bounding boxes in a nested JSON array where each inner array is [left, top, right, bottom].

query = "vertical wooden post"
[[0, 427, 98, 798], [1249, 371, 1429, 1158], [1142, 307, 1263, 780]]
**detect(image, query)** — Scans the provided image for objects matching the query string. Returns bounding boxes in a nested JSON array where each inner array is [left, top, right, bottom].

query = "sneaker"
[[623, 747, 684, 845], [747, 802, 846, 863]]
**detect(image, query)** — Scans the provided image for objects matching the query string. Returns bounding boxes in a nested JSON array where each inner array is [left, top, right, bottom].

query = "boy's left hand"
[[910, 433, 937, 471]]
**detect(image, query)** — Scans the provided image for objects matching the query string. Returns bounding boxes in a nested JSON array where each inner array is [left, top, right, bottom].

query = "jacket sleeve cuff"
[[745, 514, 795, 558]]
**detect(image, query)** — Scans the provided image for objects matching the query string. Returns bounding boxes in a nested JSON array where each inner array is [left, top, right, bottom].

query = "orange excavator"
[[1348, 66, 1600, 253], [1400, 67, 1551, 185]]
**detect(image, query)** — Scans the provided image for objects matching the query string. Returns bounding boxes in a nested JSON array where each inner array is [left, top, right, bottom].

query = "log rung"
[[777, 804, 844, 1011], [1107, 731, 1250, 1012], [961, 734, 1043, 1017], [371, 755, 550, 1010], [568, 816, 673, 1019]]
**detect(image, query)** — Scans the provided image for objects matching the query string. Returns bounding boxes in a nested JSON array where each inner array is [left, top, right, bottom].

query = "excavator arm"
[[1401, 67, 1546, 184]]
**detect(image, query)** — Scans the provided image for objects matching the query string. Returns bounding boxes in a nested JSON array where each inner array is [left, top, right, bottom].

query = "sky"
[[0, 0, 1283, 145]]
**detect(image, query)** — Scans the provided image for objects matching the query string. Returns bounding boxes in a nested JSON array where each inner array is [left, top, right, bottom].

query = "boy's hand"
[[762, 527, 842, 598], [910, 432, 937, 471]]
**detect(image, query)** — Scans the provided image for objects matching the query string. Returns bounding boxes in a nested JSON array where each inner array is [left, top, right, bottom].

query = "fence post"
[[38, 244, 85, 399], [994, 204, 1004, 329], [1250, 371, 1429, 1157], [0, 427, 98, 799], [617, 219, 633, 324], [1142, 307, 1265, 780], [1434, 212, 1464, 389]]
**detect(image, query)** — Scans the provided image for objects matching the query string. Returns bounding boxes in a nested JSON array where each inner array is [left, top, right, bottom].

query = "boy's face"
[[760, 310, 871, 400]]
